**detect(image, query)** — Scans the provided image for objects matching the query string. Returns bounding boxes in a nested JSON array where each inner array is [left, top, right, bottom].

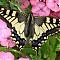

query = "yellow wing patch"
[[11, 18, 18, 27], [19, 22, 25, 33], [20, 32, 26, 39], [50, 24, 54, 29], [6, 10, 10, 15], [12, 11, 16, 16], [53, 18, 56, 23], [46, 17, 50, 23], [46, 23, 51, 30], [32, 23, 48, 40], [6, 16, 11, 20], [1, 8, 4, 10], [35, 23, 40, 36], [42, 23, 48, 32]]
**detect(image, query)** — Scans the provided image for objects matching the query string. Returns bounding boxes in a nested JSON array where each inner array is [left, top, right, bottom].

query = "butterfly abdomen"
[[24, 14, 34, 38]]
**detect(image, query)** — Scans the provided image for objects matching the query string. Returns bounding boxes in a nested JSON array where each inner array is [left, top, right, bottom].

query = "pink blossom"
[[57, 0, 60, 7], [0, 28, 11, 39], [0, 52, 14, 60], [7, 39, 15, 48], [20, 0, 26, 3], [46, 0, 60, 12], [19, 57, 30, 60], [32, 2, 50, 16], [30, 0, 39, 5], [0, 19, 11, 39], [49, 11, 60, 18], [0, 38, 15, 48], [0, 19, 15, 48], [20, 0, 30, 10], [0, 19, 7, 29], [39, 0, 46, 2]]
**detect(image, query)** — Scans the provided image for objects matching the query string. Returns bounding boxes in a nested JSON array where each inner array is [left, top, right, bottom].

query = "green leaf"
[[39, 33, 60, 60], [30, 55, 43, 60], [56, 44, 60, 51], [9, 2, 19, 10], [0, 1, 3, 5], [9, 48, 22, 59], [21, 45, 36, 56], [24, 4, 32, 14], [0, 46, 7, 51], [48, 51, 56, 60], [0, 0, 7, 7]]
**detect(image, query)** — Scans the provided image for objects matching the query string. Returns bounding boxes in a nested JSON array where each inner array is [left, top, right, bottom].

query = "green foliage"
[[24, 4, 32, 14], [0, 0, 7, 7], [29, 33, 60, 60], [21, 45, 36, 56]]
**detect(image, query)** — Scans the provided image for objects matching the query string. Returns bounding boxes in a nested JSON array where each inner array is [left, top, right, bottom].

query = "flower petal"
[[0, 19, 7, 29]]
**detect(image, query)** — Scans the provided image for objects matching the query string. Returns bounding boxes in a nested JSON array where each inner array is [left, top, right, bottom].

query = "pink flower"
[[0, 38, 15, 48], [0, 19, 11, 39], [46, 0, 60, 12], [20, 0, 30, 10], [39, 0, 46, 2], [0, 28, 11, 39], [58, 0, 60, 7], [0, 19, 15, 48], [49, 11, 60, 18], [20, 0, 26, 3], [0, 19, 7, 29], [19, 57, 30, 60], [32, 2, 50, 16], [30, 0, 39, 5], [0, 52, 14, 60]]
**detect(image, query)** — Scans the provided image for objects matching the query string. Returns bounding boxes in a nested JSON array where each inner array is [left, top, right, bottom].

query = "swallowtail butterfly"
[[0, 7, 60, 52]]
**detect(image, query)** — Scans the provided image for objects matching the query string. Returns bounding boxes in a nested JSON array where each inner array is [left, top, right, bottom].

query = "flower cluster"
[[20, 0, 60, 17], [0, 19, 15, 47], [0, 19, 14, 60], [0, 52, 14, 60], [0, 51, 29, 60], [20, 0, 30, 10], [0, 19, 15, 48]]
